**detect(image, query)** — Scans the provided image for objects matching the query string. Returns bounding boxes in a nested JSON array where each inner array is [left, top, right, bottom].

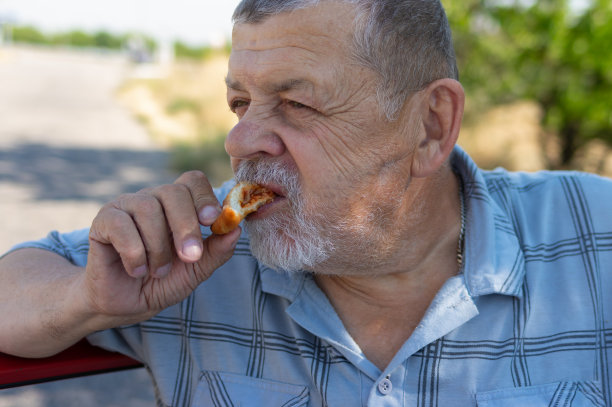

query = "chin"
[[244, 215, 333, 273]]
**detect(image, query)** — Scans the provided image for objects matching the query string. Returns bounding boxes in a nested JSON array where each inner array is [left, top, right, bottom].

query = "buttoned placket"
[[365, 367, 405, 406], [261, 249, 486, 405]]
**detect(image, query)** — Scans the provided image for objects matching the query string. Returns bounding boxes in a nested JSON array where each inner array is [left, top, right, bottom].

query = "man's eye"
[[230, 100, 249, 112], [287, 100, 311, 110]]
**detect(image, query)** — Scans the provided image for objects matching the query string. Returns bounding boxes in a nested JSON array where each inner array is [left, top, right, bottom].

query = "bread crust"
[[210, 182, 276, 235]]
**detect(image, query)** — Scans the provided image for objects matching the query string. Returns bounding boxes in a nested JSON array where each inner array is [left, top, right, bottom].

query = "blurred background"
[[0, 0, 610, 406]]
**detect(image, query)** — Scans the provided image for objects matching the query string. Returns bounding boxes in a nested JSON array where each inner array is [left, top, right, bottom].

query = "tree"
[[447, 0, 612, 169], [11, 26, 48, 45]]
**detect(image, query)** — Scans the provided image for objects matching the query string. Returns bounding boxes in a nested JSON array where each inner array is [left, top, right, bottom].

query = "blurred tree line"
[[9, 26, 228, 62], [446, 0, 612, 169], [174, 40, 232, 60], [10, 25, 156, 51]]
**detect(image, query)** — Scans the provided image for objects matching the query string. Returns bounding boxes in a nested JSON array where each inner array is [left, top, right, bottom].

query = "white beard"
[[236, 159, 334, 272]]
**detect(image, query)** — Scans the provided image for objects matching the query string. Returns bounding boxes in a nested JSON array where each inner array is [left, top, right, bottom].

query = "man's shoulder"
[[479, 168, 612, 243], [453, 146, 612, 207], [481, 167, 612, 203]]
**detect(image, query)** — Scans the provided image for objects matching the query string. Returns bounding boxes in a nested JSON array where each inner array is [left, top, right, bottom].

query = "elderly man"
[[2, 0, 612, 405]]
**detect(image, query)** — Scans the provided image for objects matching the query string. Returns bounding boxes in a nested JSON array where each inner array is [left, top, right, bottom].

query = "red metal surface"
[[0, 339, 143, 389]]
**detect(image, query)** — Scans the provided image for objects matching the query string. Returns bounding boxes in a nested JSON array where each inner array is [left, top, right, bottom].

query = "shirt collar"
[[260, 267, 382, 377], [452, 146, 526, 298], [260, 265, 307, 302]]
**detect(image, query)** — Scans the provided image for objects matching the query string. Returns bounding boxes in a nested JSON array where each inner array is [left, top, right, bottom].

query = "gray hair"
[[232, 0, 458, 120]]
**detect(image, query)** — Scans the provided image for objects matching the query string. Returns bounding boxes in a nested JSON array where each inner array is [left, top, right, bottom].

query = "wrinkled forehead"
[[227, 1, 359, 91], [231, 1, 356, 54]]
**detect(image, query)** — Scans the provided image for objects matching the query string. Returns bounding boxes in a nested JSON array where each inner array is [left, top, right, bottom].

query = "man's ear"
[[411, 79, 464, 178]]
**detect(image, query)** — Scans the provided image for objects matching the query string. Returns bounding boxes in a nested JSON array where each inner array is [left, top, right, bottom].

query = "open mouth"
[[246, 190, 287, 220]]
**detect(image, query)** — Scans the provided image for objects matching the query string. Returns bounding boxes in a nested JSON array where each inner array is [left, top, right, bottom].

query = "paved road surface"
[[0, 46, 177, 406]]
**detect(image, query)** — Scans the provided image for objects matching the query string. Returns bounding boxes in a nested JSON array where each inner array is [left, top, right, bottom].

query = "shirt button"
[[378, 377, 393, 395]]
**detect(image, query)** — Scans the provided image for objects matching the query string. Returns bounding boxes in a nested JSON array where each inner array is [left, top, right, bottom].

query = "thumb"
[[193, 227, 242, 281]]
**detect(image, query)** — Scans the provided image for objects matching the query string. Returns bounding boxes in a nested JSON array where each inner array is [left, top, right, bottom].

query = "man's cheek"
[[296, 122, 369, 177]]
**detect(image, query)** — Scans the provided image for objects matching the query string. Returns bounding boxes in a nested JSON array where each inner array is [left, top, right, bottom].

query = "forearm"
[[0, 248, 106, 357]]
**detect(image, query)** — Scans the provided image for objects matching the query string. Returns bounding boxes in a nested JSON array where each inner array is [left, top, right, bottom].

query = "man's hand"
[[0, 171, 239, 358], [84, 171, 240, 324]]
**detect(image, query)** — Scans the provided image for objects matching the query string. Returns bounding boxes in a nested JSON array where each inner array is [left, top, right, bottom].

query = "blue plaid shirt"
[[11, 147, 612, 406]]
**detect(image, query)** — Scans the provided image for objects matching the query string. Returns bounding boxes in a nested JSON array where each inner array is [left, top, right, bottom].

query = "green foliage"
[[174, 41, 214, 60], [10, 25, 155, 52], [92, 31, 125, 49], [52, 30, 98, 48], [173, 41, 230, 61], [11, 26, 48, 44], [445, 0, 612, 167]]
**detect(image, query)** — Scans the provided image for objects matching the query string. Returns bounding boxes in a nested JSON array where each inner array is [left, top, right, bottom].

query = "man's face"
[[225, 2, 419, 273]]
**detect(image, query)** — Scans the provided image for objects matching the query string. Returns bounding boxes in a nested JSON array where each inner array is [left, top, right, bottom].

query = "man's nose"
[[225, 115, 286, 160]]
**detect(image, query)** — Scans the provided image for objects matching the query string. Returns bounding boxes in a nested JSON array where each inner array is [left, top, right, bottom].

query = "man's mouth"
[[259, 182, 286, 198], [245, 183, 288, 220]]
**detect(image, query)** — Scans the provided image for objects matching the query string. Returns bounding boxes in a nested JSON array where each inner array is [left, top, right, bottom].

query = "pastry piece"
[[210, 182, 276, 234]]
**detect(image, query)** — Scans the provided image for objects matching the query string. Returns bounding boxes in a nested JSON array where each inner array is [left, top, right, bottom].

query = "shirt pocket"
[[476, 381, 605, 407], [193, 370, 310, 407]]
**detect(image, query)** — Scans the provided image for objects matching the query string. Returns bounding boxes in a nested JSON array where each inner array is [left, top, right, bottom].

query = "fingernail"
[[133, 265, 148, 278], [182, 238, 203, 262], [154, 263, 172, 278], [199, 205, 221, 225]]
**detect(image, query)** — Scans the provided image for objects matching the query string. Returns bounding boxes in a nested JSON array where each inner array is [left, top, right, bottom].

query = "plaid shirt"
[[11, 147, 612, 407]]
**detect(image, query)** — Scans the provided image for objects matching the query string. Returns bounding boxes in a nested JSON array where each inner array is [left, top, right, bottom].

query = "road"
[[0, 46, 176, 406]]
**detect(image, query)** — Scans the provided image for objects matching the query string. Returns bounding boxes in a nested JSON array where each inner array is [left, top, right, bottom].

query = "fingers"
[[174, 171, 222, 226], [90, 206, 150, 278], [91, 195, 175, 278], [149, 183, 203, 264], [90, 171, 230, 280], [126, 193, 174, 275]]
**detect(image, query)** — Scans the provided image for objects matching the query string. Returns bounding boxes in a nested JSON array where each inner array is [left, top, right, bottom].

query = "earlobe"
[[411, 79, 465, 178]]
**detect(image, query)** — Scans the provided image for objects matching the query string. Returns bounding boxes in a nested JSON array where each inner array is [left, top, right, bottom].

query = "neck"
[[314, 165, 462, 276], [314, 167, 463, 369]]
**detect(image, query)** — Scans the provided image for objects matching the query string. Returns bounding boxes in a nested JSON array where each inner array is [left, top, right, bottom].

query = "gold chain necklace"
[[456, 173, 466, 272]]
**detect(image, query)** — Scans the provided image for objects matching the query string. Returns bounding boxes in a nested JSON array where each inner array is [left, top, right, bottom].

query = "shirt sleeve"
[[6, 228, 91, 267], [87, 324, 148, 363]]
